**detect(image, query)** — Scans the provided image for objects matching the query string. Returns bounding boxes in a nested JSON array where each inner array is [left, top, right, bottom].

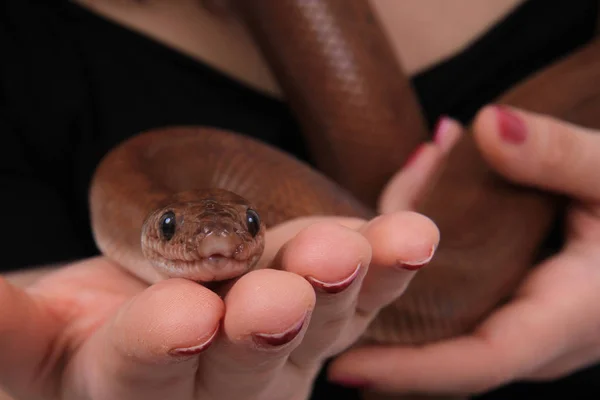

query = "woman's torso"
[[72, 0, 527, 97]]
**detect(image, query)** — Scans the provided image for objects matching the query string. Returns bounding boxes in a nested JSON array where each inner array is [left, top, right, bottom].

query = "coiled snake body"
[[90, 127, 373, 285]]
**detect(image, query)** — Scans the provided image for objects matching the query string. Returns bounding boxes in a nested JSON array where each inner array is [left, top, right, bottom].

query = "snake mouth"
[[152, 255, 255, 282]]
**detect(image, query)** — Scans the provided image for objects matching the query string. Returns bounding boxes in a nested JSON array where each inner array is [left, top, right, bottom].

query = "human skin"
[[0, 209, 441, 400], [0, 114, 467, 400], [329, 105, 600, 396]]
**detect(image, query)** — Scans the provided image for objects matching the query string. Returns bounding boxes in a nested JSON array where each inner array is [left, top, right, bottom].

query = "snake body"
[[90, 127, 372, 285], [89, 2, 600, 398]]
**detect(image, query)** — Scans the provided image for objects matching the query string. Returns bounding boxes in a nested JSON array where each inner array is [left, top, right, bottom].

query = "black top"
[[1, 0, 598, 398]]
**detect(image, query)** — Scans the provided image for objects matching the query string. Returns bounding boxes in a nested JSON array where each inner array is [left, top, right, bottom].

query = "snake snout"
[[196, 231, 243, 259]]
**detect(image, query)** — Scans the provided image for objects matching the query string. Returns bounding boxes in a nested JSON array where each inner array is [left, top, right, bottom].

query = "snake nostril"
[[200, 222, 233, 237]]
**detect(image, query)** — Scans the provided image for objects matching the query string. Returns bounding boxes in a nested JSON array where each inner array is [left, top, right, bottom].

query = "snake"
[[89, 1, 600, 398]]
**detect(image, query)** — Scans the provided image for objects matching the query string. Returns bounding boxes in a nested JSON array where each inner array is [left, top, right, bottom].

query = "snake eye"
[[159, 211, 176, 240], [246, 208, 261, 237]]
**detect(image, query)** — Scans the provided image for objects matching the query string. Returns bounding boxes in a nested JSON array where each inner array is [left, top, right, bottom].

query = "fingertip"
[[472, 104, 600, 200], [111, 278, 224, 361], [280, 221, 372, 285], [471, 105, 503, 156], [433, 116, 464, 152], [193, 270, 315, 398], [223, 269, 315, 346], [471, 105, 538, 183], [362, 211, 439, 268], [86, 280, 225, 398]]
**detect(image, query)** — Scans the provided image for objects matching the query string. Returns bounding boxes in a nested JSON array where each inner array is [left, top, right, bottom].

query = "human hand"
[[377, 116, 463, 213], [328, 105, 600, 396], [0, 210, 438, 400]]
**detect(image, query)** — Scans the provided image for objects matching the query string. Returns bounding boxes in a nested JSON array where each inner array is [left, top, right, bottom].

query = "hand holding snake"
[[331, 107, 600, 397], [0, 166, 443, 400]]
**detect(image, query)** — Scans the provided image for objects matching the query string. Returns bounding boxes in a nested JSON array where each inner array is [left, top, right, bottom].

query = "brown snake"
[[89, 1, 600, 399]]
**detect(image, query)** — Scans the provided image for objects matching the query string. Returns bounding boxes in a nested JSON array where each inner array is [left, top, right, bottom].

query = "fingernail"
[[330, 377, 372, 389], [252, 313, 307, 347], [306, 262, 362, 294], [397, 244, 436, 271], [403, 143, 427, 168], [169, 324, 220, 357], [495, 105, 527, 144], [433, 115, 452, 146]]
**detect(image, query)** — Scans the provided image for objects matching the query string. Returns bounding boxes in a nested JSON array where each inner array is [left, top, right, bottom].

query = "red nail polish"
[[495, 105, 527, 143], [404, 143, 426, 168], [252, 314, 306, 347], [398, 261, 428, 271], [330, 377, 372, 389], [397, 244, 436, 271], [433, 115, 451, 145], [169, 324, 220, 356], [306, 263, 362, 294]]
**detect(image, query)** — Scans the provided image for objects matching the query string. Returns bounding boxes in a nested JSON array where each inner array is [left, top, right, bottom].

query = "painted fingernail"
[[495, 105, 527, 144], [397, 244, 436, 271], [306, 262, 362, 294], [403, 143, 427, 168], [169, 323, 220, 356], [252, 313, 307, 347], [433, 115, 452, 146], [330, 377, 372, 389]]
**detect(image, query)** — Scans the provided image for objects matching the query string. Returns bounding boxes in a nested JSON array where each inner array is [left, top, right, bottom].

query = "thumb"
[[472, 105, 600, 202]]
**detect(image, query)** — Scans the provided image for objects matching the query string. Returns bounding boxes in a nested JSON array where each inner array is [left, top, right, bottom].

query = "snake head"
[[141, 189, 266, 282]]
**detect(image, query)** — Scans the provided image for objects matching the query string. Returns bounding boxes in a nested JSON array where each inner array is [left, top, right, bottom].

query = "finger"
[[432, 116, 464, 153], [276, 221, 372, 364], [473, 105, 600, 201], [258, 216, 368, 269], [355, 211, 439, 319], [328, 306, 540, 395], [378, 117, 464, 213], [0, 276, 65, 397], [328, 254, 588, 395], [75, 278, 224, 400], [198, 269, 315, 399]]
